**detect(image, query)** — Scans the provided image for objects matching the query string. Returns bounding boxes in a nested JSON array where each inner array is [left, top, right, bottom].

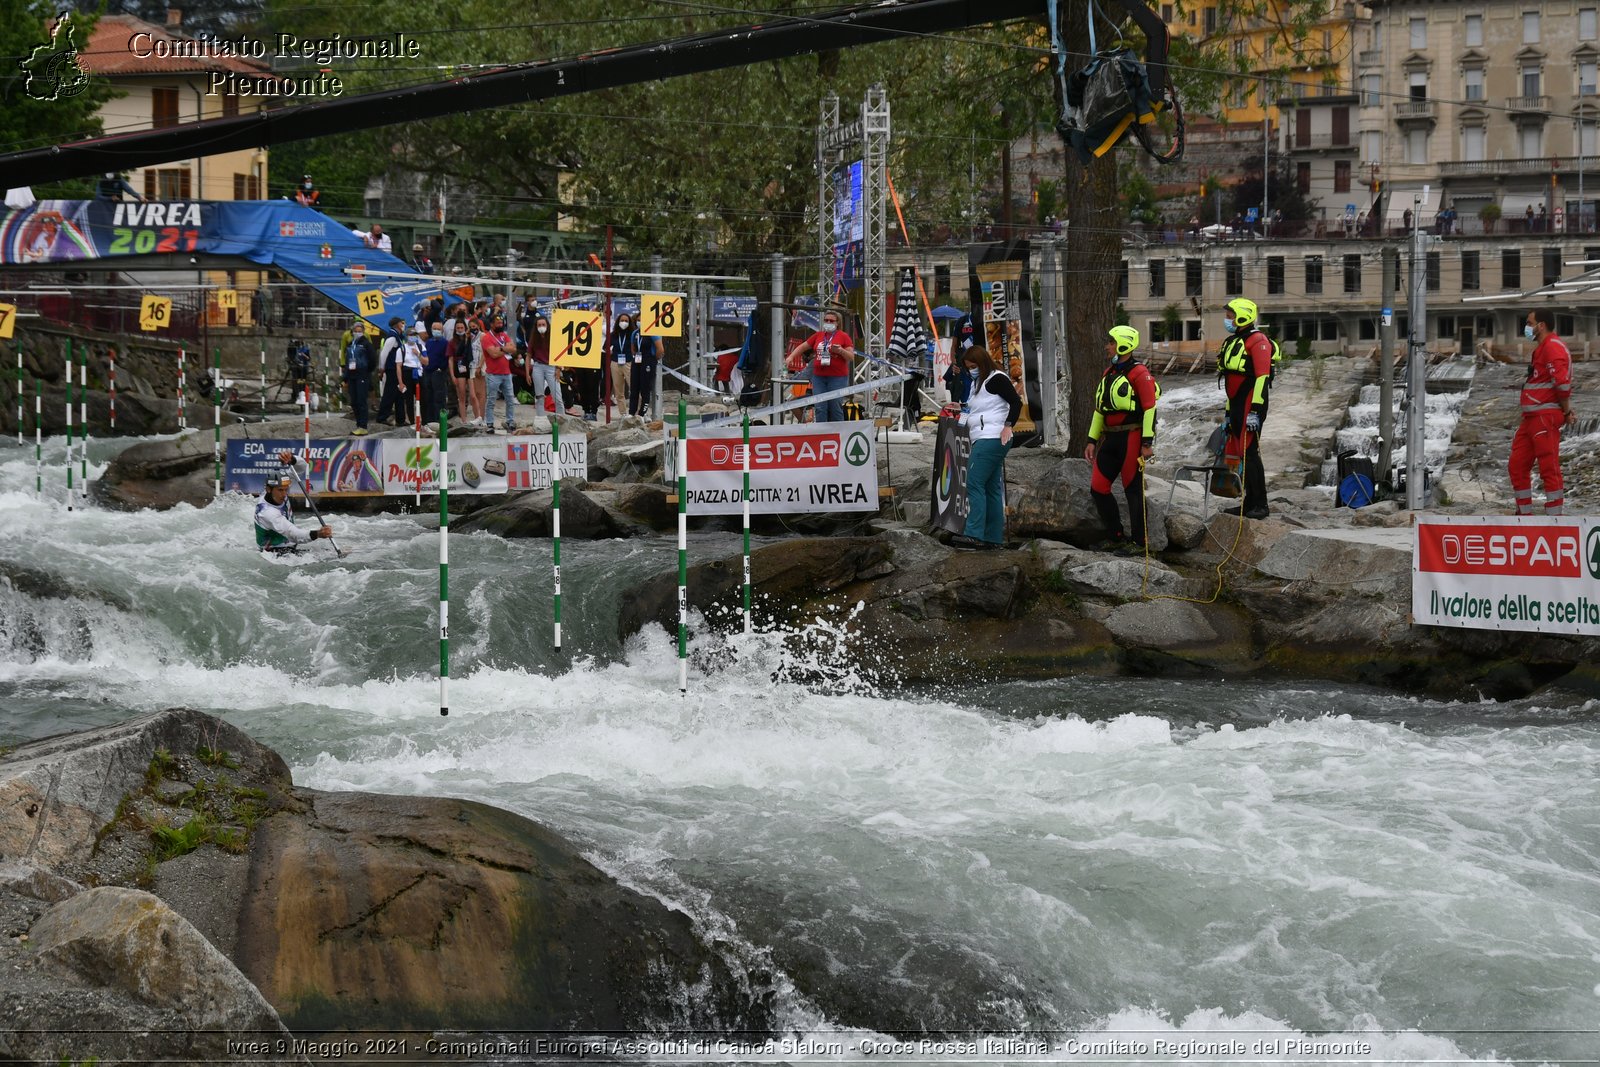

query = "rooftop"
[[70, 14, 274, 78]]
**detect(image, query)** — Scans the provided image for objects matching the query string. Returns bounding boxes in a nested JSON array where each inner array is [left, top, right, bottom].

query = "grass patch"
[[144, 749, 176, 790], [150, 816, 210, 860], [195, 745, 239, 769]]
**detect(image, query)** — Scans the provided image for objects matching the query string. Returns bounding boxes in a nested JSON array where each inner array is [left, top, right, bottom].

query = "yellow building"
[[1167, 0, 1371, 126], [77, 11, 275, 327]]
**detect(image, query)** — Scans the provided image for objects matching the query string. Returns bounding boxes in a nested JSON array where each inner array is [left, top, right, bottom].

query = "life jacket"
[[1060, 48, 1163, 164], [1095, 359, 1160, 417], [1217, 328, 1282, 379], [254, 496, 294, 550]]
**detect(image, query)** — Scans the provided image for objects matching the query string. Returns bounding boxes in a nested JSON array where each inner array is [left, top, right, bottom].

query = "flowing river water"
[[2, 436, 1598, 1064]]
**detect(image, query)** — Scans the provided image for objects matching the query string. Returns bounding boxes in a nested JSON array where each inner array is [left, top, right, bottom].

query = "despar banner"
[[381, 437, 587, 494], [968, 239, 1038, 442], [1413, 515, 1600, 636], [225, 438, 383, 496], [665, 421, 878, 515], [931, 415, 971, 534], [0, 200, 440, 325]]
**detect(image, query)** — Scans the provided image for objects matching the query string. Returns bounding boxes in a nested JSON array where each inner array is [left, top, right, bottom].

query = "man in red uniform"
[[1085, 325, 1159, 554], [1217, 297, 1275, 519], [1510, 308, 1575, 515]]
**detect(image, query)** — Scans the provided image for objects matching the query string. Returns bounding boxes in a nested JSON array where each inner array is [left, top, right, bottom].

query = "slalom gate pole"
[[64, 343, 73, 512], [439, 409, 450, 717], [213, 347, 222, 499], [14, 347, 20, 445], [302, 385, 310, 461], [78, 361, 87, 503], [323, 348, 332, 416], [413, 381, 421, 506], [34, 380, 41, 494], [742, 412, 752, 635], [177, 347, 186, 431], [677, 399, 688, 695], [284, 459, 343, 558], [108, 346, 116, 432], [551, 417, 562, 653], [258, 342, 265, 420]]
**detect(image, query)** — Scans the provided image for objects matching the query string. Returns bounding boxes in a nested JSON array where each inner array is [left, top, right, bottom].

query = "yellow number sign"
[[139, 295, 173, 331], [216, 288, 238, 310], [357, 290, 386, 316], [641, 293, 683, 337], [551, 308, 603, 369], [0, 303, 16, 340]]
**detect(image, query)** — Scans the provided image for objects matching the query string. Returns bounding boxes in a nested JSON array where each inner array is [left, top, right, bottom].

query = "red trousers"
[[1509, 413, 1564, 515]]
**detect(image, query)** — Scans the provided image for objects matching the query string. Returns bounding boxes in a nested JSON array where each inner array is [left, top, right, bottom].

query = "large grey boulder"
[[1007, 455, 1169, 549], [1104, 599, 1218, 648], [1254, 528, 1412, 600], [454, 484, 649, 539]]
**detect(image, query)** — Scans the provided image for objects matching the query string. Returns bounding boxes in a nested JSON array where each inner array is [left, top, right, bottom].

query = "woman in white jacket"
[[951, 346, 1021, 550]]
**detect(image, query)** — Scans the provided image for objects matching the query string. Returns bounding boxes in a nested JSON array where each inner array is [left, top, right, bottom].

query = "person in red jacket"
[[1511, 308, 1576, 515], [1085, 325, 1159, 554], [1217, 297, 1275, 519], [789, 309, 856, 422]]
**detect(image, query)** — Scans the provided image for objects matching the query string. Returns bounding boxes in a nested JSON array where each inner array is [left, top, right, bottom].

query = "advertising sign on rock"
[[381, 437, 587, 495], [225, 438, 383, 497], [931, 416, 971, 534], [1413, 515, 1600, 636], [666, 421, 878, 515]]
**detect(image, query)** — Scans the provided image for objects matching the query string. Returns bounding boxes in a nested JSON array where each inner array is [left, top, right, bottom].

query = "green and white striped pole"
[[439, 409, 450, 717], [258, 342, 266, 421], [108, 346, 116, 432], [34, 379, 41, 494], [78, 360, 87, 503], [677, 399, 688, 695], [742, 412, 752, 635], [551, 417, 562, 652], [213, 347, 222, 499], [322, 346, 332, 417], [15, 346, 21, 445], [177, 346, 186, 431], [64, 343, 73, 512]]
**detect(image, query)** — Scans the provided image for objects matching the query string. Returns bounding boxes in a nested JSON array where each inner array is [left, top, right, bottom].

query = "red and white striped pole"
[[413, 381, 422, 506], [302, 384, 311, 461], [108, 346, 116, 432], [177, 347, 186, 431], [79, 361, 88, 503]]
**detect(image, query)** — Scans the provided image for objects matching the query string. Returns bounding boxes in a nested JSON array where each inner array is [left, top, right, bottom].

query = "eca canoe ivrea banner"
[[1413, 515, 1600, 636], [664, 421, 879, 514], [226, 438, 384, 497]]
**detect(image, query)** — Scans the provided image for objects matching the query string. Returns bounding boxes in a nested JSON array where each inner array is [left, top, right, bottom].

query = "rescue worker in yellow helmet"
[[1085, 325, 1160, 554], [1217, 297, 1274, 519]]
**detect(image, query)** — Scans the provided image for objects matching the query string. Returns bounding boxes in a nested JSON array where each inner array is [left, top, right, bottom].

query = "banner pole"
[[178, 346, 185, 431], [64, 343, 73, 512], [108, 346, 116, 433], [439, 408, 450, 717], [213, 346, 222, 499], [742, 412, 751, 635], [258, 342, 266, 421], [413, 381, 422, 507], [79, 361, 87, 503], [551, 418, 562, 653], [677, 399, 688, 695]]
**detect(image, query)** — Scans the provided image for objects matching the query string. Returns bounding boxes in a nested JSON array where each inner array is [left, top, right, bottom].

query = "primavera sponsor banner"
[[380, 437, 587, 495], [930, 416, 971, 534], [226, 438, 384, 497], [1413, 515, 1600, 635], [664, 421, 878, 515]]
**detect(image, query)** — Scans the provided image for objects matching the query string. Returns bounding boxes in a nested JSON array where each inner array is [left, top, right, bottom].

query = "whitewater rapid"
[[2, 436, 1599, 1064]]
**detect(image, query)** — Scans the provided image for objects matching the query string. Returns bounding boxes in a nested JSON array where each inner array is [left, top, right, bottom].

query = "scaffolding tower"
[[816, 85, 891, 371]]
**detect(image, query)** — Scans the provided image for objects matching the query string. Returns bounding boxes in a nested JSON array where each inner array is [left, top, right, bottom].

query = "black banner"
[[930, 415, 971, 534], [967, 238, 1039, 446]]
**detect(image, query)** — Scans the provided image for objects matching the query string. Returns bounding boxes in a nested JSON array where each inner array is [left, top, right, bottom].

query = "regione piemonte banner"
[[1413, 515, 1600, 636]]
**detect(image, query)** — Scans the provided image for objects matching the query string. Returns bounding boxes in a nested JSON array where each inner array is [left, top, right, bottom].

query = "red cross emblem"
[[279, 222, 296, 237]]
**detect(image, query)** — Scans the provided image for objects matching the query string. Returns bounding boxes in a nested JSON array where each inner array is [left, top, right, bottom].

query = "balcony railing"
[[1506, 94, 1553, 113], [1357, 49, 1382, 66], [1439, 156, 1596, 177], [1289, 134, 1355, 150], [1394, 99, 1437, 121]]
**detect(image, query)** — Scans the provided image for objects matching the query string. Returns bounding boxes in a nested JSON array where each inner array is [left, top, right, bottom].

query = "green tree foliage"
[[0, 1, 116, 197]]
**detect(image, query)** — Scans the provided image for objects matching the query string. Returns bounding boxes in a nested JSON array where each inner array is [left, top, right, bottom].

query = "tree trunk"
[[1057, 0, 1122, 455]]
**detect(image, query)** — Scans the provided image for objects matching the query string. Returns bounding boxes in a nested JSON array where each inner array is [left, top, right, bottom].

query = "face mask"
[[536, 324, 548, 334], [1524, 325, 1536, 339], [823, 322, 838, 332], [618, 320, 630, 330], [968, 368, 978, 378], [303, 182, 313, 189], [1224, 320, 1237, 334]]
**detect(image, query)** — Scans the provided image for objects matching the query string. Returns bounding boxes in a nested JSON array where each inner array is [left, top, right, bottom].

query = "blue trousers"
[[344, 372, 369, 428], [810, 368, 847, 423], [963, 437, 1009, 544]]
